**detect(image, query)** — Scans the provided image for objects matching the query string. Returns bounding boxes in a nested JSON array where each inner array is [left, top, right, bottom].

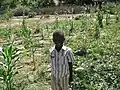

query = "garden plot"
[[0, 11, 120, 90]]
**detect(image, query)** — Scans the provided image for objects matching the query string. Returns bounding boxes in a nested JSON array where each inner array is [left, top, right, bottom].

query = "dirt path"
[[0, 14, 82, 28]]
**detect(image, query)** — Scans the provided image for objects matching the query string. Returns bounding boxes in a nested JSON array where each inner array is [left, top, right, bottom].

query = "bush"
[[0, 9, 13, 21], [102, 3, 120, 14], [13, 6, 31, 16], [0, 28, 11, 38], [0, 6, 6, 14], [40, 5, 85, 15], [28, 11, 37, 18]]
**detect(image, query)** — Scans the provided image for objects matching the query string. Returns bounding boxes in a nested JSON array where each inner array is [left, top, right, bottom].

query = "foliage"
[[0, 44, 20, 90], [13, 5, 31, 16], [103, 3, 120, 15], [97, 10, 103, 28], [0, 2, 120, 90], [68, 21, 120, 90], [42, 14, 120, 90], [0, 0, 18, 8], [105, 13, 110, 25], [0, 28, 11, 38], [37, 0, 55, 7], [19, 27, 32, 49], [0, 9, 13, 21], [28, 11, 37, 18]]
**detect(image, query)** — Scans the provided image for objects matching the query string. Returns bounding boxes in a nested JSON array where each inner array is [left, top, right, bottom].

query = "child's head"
[[53, 30, 65, 48]]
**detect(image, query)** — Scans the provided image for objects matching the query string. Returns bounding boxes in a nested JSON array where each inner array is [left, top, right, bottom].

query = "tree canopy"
[[0, 0, 119, 9]]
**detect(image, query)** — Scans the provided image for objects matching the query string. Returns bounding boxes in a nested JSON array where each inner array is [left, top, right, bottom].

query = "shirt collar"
[[62, 45, 67, 50], [50, 45, 67, 52]]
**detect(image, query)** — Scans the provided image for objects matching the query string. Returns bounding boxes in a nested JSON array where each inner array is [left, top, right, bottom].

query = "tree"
[[0, 0, 18, 8], [36, 0, 55, 7]]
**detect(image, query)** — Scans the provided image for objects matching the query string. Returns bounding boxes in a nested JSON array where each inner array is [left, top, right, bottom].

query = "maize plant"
[[94, 9, 103, 39], [46, 24, 49, 38], [69, 20, 74, 36], [0, 44, 20, 90], [22, 17, 26, 30], [31, 47, 37, 71], [81, 16, 87, 32], [97, 10, 103, 28], [20, 27, 32, 49], [20, 27, 37, 70], [94, 23, 101, 39], [106, 12, 110, 25], [115, 12, 119, 23], [69, 8, 74, 36], [54, 12, 59, 29], [20, 26, 38, 70], [41, 28, 44, 40]]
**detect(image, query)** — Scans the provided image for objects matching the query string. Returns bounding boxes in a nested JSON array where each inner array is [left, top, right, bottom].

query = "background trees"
[[0, 0, 119, 8], [0, 0, 120, 16]]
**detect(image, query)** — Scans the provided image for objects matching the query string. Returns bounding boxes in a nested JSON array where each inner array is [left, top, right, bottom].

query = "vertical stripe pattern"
[[50, 45, 74, 90], [51, 75, 69, 90]]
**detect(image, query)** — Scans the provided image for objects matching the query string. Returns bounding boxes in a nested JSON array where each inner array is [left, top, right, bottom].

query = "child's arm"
[[67, 49, 74, 84], [68, 62, 73, 84]]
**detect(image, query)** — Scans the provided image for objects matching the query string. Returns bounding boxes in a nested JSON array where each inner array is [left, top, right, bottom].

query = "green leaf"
[[7, 71, 13, 81], [0, 68, 4, 76], [8, 45, 12, 58]]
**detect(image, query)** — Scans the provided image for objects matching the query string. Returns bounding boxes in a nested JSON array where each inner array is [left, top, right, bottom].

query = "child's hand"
[[69, 75, 73, 85], [69, 77, 73, 90]]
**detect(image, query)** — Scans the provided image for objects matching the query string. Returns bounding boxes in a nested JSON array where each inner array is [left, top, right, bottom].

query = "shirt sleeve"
[[49, 49, 52, 63], [67, 49, 74, 63]]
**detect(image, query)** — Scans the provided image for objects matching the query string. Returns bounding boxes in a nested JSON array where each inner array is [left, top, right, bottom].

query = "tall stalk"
[[95, 1, 103, 39], [115, 12, 119, 23], [106, 13, 110, 25], [31, 47, 36, 71], [6, 6, 14, 44], [98, 10, 103, 28], [69, 8, 74, 36], [54, 12, 59, 29]]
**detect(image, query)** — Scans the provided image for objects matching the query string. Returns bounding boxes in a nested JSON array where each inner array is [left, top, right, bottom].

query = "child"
[[49, 30, 74, 90]]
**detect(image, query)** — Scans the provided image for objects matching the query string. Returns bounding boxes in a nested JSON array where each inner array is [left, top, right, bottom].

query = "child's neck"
[[55, 45, 63, 52]]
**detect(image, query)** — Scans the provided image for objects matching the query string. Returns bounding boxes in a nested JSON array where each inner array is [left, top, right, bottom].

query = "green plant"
[[69, 8, 74, 36], [94, 23, 100, 39], [102, 2, 116, 14], [81, 16, 87, 32], [0, 44, 20, 90], [97, 10, 103, 28], [13, 5, 30, 16], [54, 12, 59, 29], [115, 12, 119, 23], [19, 26, 37, 70], [0, 28, 11, 38], [105, 12, 110, 25], [28, 11, 36, 18], [19, 26, 32, 49]]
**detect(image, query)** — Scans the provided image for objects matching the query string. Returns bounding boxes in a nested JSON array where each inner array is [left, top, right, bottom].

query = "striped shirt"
[[49, 45, 74, 78]]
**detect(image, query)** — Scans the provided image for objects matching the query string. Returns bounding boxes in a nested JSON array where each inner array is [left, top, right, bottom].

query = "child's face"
[[53, 36, 64, 48]]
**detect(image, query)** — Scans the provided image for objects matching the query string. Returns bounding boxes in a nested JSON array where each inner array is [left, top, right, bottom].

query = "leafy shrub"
[[28, 11, 37, 18], [103, 3, 120, 15], [40, 5, 85, 15], [0, 9, 13, 21], [13, 6, 31, 16], [0, 28, 11, 38]]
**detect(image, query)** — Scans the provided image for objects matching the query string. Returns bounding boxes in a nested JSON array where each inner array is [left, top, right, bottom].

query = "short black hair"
[[53, 30, 65, 39]]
